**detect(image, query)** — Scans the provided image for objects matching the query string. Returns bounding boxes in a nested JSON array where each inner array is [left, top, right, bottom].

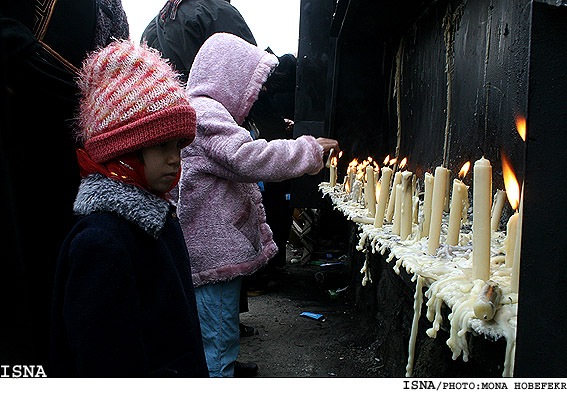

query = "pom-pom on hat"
[[76, 40, 196, 163]]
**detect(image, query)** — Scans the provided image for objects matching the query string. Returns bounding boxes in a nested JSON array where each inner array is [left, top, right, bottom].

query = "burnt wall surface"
[[296, 0, 567, 378], [328, 0, 530, 188]]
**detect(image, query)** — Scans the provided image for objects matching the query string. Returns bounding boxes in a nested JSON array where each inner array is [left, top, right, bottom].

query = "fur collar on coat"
[[74, 173, 171, 239]]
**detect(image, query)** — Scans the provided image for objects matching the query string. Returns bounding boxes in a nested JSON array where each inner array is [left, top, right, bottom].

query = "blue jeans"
[[194, 277, 242, 377]]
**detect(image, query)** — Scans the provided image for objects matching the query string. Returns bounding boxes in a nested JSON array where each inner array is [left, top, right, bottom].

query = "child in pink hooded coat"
[[177, 32, 339, 377]]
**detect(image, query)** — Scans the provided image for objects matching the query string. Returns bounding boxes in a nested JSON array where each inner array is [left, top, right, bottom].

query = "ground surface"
[[238, 260, 386, 378]]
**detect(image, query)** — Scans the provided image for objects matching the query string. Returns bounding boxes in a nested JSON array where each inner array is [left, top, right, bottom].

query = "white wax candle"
[[444, 169, 452, 213], [366, 165, 376, 216], [490, 189, 506, 232], [386, 171, 402, 222], [504, 212, 518, 268], [401, 171, 413, 240], [462, 187, 470, 223], [374, 167, 392, 228], [329, 164, 337, 187], [351, 178, 363, 202], [405, 275, 424, 377], [412, 195, 419, 224], [427, 166, 449, 255], [392, 184, 402, 235], [472, 157, 492, 281], [347, 167, 355, 194], [421, 172, 434, 238], [511, 185, 524, 293], [446, 179, 467, 246]]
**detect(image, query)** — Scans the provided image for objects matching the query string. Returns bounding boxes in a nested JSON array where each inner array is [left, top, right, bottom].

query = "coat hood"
[[186, 32, 278, 125]]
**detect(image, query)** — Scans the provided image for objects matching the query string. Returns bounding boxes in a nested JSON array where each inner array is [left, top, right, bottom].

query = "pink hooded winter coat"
[[178, 33, 324, 287]]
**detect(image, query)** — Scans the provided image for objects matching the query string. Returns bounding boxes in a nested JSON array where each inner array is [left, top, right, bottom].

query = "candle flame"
[[389, 157, 397, 166], [516, 114, 526, 141], [399, 157, 407, 169], [383, 155, 390, 165], [374, 163, 380, 172], [458, 161, 471, 178], [330, 156, 337, 166], [502, 154, 520, 210], [348, 159, 358, 169]]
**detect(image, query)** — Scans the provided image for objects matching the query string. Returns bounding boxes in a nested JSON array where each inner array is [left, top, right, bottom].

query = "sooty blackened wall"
[[295, 0, 567, 377], [327, 0, 531, 187]]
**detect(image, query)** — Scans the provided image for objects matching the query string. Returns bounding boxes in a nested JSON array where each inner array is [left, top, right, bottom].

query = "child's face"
[[141, 139, 185, 194]]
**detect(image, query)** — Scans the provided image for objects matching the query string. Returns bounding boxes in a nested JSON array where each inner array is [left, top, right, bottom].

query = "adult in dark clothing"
[[0, 0, 129, 372], [246, 54, 297, 290], [141, 0, 256, 83]]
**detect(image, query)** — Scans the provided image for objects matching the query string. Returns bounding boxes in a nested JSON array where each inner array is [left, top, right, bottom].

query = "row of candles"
[[328, 147, 524, 293]]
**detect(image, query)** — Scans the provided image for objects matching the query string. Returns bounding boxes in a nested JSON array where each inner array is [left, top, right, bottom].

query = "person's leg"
[[194, 277, 241, 377]]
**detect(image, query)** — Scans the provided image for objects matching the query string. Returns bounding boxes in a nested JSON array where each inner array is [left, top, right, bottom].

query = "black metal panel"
[[514, 1, 567, 378]]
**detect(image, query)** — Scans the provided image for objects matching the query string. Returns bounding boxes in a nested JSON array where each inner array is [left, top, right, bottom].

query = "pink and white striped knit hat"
[[76, 40, 196, 163]]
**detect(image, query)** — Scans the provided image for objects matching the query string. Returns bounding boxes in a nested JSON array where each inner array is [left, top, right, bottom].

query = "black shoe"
[[239, 323, 255, 337], [234, 361, 258, 378]]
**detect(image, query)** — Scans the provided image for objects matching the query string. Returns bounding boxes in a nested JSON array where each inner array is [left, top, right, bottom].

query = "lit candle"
[[366, 165, 376, 216], [347, 166, 355, 194], [329, 156, 337, 187], [392, 184, 402, 235], [427, 166, 449, 255], [420, 172, 434, 238], [400, 171, 414, 240], [511, 185, 524, 293], [490, 190, 506, 232], [472, 157, 492, 281], [504, 211, 518, 268], [502, 158, 520, 267], [325, 148, 335, 168], [446, 179, 468, 246], [374, 167, 392, 228], [386, 172, 402, 222]]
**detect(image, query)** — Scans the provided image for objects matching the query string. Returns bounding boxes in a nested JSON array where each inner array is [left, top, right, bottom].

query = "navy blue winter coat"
[[50, 174, 208, 377]]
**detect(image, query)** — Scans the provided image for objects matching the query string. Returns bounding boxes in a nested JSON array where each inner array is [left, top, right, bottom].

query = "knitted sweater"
[[50, 174, 208, 377], [178, 33, 323, 287]]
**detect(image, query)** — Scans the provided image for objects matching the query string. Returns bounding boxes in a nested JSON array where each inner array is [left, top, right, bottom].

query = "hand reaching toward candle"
[[316, 137, 340, 155]]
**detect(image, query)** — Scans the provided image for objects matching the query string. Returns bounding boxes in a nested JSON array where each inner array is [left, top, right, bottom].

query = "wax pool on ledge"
[[318, 181, 518, 378]]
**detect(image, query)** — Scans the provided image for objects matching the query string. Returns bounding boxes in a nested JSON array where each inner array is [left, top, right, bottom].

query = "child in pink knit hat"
[[50, 40, 208, 377]]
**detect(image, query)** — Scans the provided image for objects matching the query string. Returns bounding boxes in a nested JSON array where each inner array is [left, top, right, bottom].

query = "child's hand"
[[316, 138, 340, 155]]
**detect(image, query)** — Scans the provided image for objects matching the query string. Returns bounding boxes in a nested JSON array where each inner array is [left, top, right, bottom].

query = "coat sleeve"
[[192, 109, 324, 183], [63, 227, 149, 376]]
